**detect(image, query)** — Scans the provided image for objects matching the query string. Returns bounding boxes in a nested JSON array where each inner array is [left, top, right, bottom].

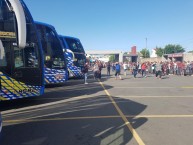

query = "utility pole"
[[145, 38, 147, 58]]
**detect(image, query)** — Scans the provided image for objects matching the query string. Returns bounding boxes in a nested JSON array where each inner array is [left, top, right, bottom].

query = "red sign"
[[131, 46, 136, 54], [168, 53, 183, 58]]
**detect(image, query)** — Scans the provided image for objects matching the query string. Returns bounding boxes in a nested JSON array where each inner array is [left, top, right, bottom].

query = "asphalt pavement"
[[1, 69, 193, 145]]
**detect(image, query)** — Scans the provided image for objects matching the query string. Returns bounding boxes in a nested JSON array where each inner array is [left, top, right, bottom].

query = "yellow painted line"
[[133, 115, 193, 118], [4, 114, 193, 124], [105, 86, 193, 89], [116, 95, 193, 98], [181, 87, 193, 89], [45, 86, 101, 93], [2, 94, 94, 115], [114, 87, 175, 89], [99, 81, 145, 145], [3, 116, 120, 123]]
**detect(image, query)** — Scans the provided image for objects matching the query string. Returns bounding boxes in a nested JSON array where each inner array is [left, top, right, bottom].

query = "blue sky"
[[24, 0, 193, 53]]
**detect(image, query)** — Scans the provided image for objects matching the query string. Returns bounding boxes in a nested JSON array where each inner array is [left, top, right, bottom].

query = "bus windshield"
[[37, 24, 65, 69], [65, 38, 84, 53], [0, 0, 39, 72]]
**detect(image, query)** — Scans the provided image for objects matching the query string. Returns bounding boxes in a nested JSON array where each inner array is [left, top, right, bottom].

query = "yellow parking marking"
[[114, 87, 174, 89], [3, 116, 120, 123], [45, 85, 101, 93], [181, 86, 193, 89], [99, 81, 145, 145], [114, 86, 193, 89], [116, 95, 193, 98], [133, 115, 193, 118], [4, 114, 193, 124]]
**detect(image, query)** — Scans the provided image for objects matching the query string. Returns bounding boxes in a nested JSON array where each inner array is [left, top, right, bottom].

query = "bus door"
[[0, 37, 44, 99], [13, 44, 43, 86]]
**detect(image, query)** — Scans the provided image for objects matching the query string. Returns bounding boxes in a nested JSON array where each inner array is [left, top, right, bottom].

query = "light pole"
[[145, 38, 147, 58]]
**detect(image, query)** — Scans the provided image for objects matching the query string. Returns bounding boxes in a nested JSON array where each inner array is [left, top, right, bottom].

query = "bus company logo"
[[0, 31, 16, 38], [18, 89, 36, 94], [55, 74, 64, 80]]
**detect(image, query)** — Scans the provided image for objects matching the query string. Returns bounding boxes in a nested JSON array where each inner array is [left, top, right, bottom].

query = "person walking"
[[115, 62, 122, 80], [133, 63, 138, 78]]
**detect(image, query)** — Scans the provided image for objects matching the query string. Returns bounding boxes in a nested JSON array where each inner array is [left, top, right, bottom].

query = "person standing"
[[107, 61, 111, 77], [155, 61, 162, 79], [82, 62, 89, 84], [141, 62, 147, 77], [112, 63, 115, 72], [138, 62, 141, 74], [93, 62, 99, 79], [123, 62, 128, 76]]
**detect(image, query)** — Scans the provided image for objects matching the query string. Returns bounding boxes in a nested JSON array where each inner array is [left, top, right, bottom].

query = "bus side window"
[[0, 40, 7, 66], [14, 47, 38, 68], [24, 47, 38, 68], [14, 47, 24, 68], [71, 43, 77, 50]]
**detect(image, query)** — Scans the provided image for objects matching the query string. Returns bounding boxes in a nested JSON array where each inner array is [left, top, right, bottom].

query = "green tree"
[[156, 47, 164, 57], [188, 50, 193, 53], [140, 48, 150, 58], [109, 55, 115, 62], [164, 44, 185, 54]]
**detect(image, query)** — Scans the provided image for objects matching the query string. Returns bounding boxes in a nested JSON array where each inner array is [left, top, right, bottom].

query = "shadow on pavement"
[[0, 78, 112, 111], [1, 94, 147, 145]]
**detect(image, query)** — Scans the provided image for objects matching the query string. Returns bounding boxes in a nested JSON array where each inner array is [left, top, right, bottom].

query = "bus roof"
[[59, 35, 80, 41], [35, 21, 56, 31]]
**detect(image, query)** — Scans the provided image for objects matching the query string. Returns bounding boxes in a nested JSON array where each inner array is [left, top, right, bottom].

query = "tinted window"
[[14, 47, 38, 68], [65, 38, 84, 53], [37, 24, 65, 69]]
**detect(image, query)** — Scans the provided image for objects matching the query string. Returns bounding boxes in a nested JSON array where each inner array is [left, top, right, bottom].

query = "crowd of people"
[[111, 61, 193, 79], [82, 60, 193, 83]]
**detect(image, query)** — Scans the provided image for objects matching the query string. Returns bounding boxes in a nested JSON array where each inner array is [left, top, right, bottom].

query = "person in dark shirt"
[[107, 61, 111, 77], [82, 62, 89, 84]]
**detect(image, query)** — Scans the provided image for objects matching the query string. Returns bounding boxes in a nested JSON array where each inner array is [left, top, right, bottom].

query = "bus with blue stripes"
[[35, 22, 68, 85], [59, 36, 86, 78], [0, 112, 1, 138], [0, 0, 44, 101]]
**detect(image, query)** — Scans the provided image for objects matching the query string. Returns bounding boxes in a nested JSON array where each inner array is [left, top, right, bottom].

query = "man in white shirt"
[[123, 62, 128, 76]]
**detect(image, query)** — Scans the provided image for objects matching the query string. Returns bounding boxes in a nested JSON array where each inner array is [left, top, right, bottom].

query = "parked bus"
[[59, 36, 86, 78], [35, 22, 67, 85], [0, 112, 1, 137], [0, 0, 44, 101]]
